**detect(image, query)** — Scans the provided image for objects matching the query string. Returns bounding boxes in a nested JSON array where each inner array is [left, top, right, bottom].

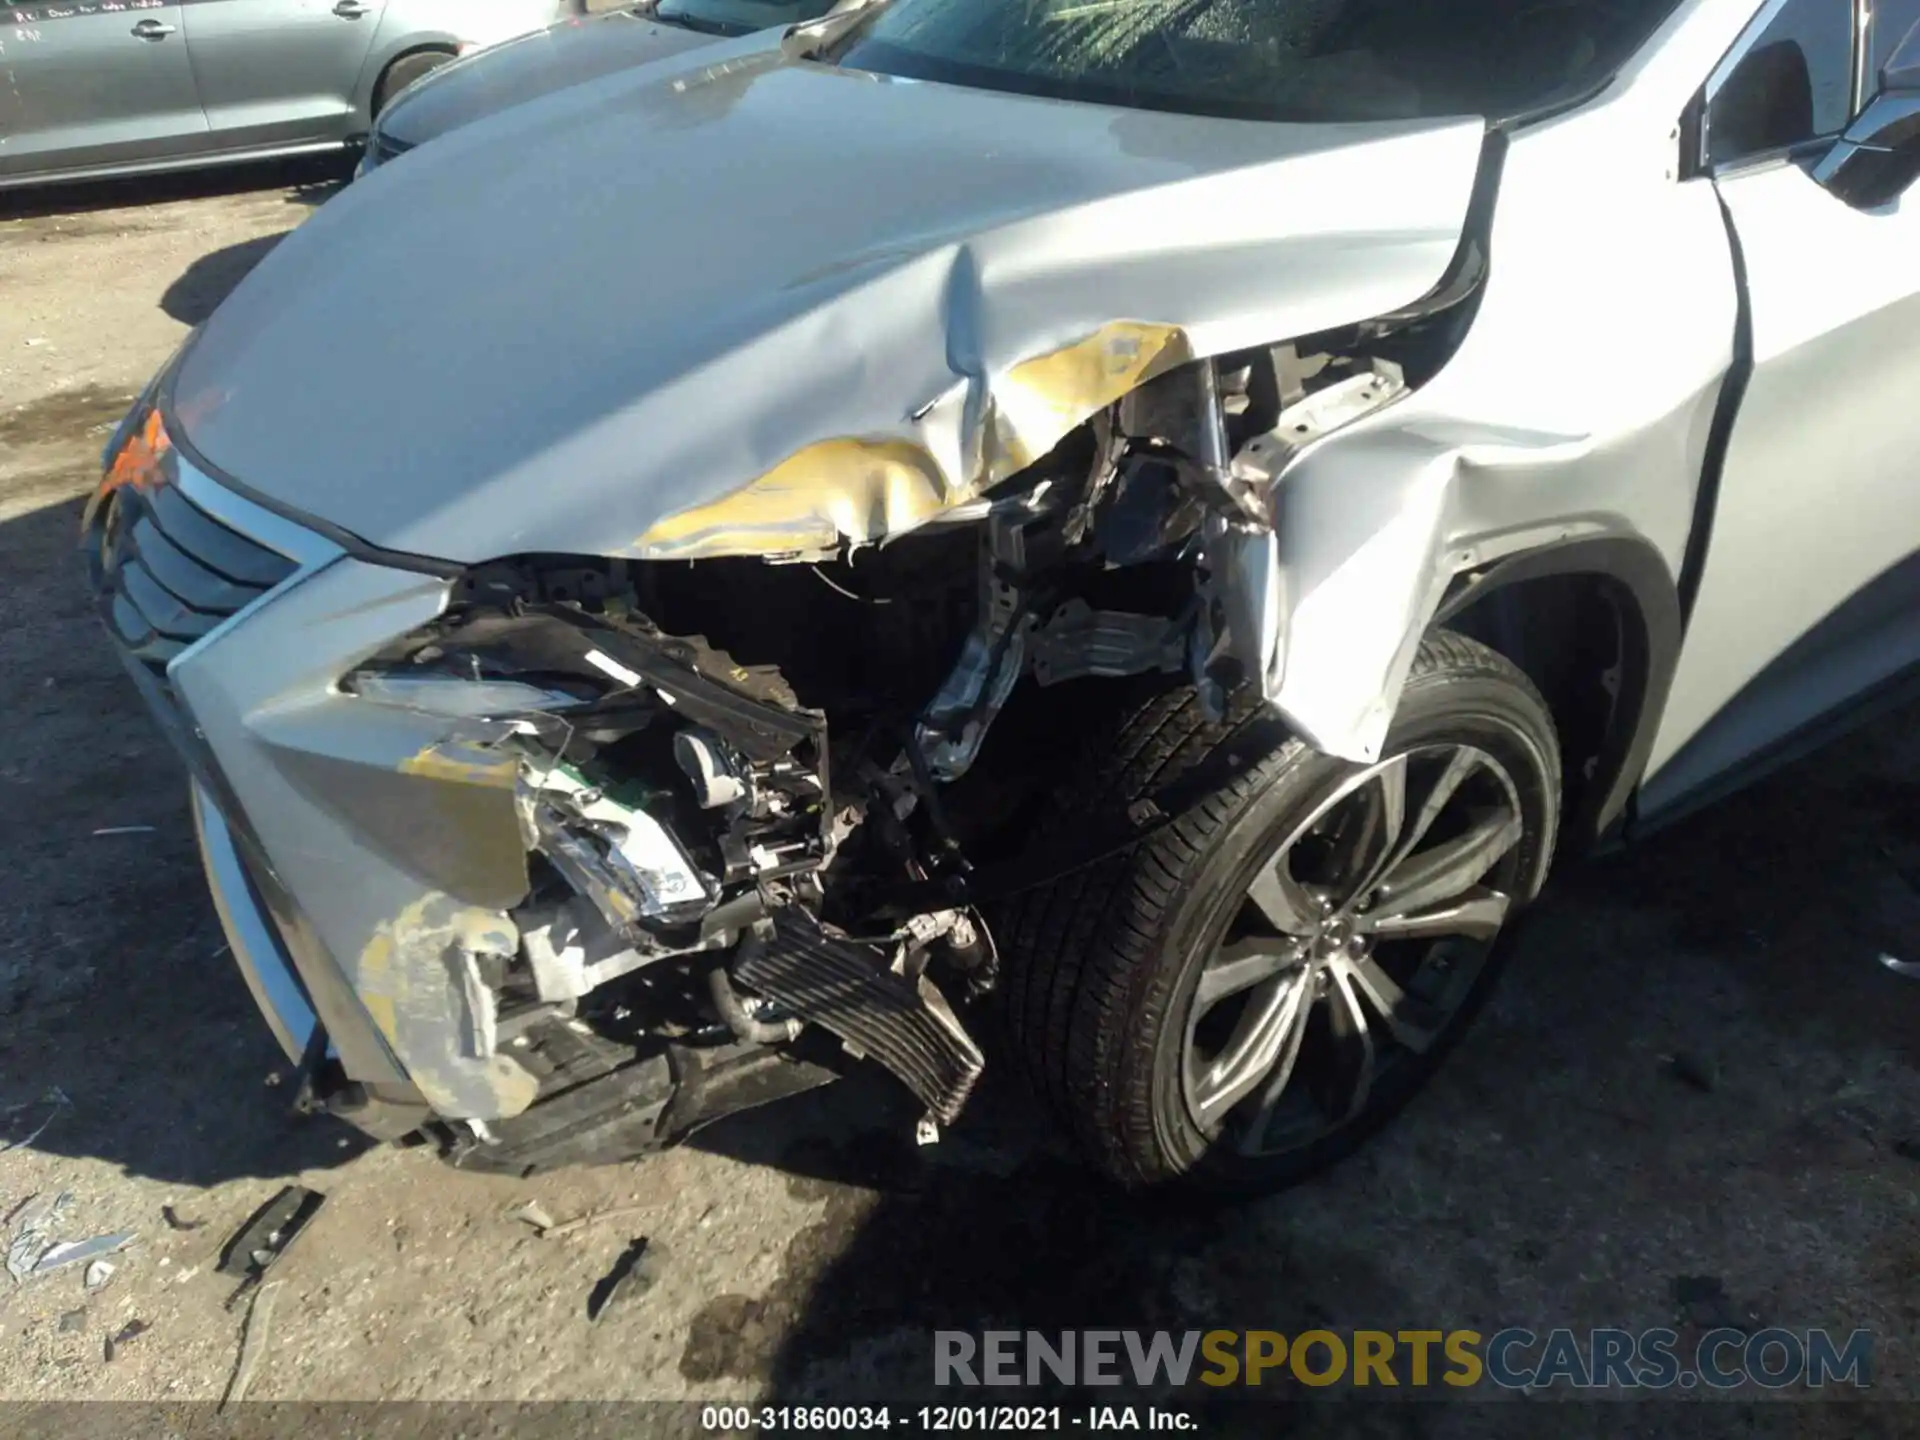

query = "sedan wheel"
[[1183, 743, 1525, 1159], [1002, 630, 1561, 1194]]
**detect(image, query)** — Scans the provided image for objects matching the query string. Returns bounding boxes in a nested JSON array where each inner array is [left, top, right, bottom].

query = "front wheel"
[[1001, 631, 1561, 1195]]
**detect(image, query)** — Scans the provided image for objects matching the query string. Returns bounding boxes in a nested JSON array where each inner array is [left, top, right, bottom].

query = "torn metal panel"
[[915, 498, 1048, 782], [354, 895, 536, 1117], [166, 39, 1484, 562], [1253, 383, 1725, 765], [632, 436, 955, 561], [1228, 90, 1740, 767]]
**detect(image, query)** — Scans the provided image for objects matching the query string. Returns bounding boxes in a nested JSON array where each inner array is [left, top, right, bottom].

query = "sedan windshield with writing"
[[837, 0, 1690, 123]]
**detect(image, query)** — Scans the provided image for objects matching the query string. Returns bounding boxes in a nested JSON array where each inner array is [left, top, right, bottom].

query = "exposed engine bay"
[[334, 330, 1450, 1169]]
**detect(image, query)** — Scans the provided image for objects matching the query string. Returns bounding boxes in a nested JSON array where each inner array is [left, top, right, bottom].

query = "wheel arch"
[[361, 39, 461, 122], [1432, 534, 1680, 854]]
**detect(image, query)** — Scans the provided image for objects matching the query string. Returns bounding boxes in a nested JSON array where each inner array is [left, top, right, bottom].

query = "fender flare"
[[1433, 533, 1681, 847]]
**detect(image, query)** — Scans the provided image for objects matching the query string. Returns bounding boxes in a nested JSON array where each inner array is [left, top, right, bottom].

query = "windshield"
[[835, 0, 1690, 124], [655, 0, 835, 38]]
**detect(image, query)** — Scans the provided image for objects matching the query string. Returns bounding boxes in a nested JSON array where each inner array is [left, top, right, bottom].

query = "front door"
[[183, 0, 391, 150], [0, 2, 208, 180], [1641, 0, 1920, 817]]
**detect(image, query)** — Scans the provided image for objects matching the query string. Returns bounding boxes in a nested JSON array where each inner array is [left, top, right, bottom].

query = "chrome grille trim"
[[89, 450, 344, 679]]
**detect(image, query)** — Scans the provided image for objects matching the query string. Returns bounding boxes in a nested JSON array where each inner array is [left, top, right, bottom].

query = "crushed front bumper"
[[87, 424, 988, 1153], [85, 443, 544, 1128]]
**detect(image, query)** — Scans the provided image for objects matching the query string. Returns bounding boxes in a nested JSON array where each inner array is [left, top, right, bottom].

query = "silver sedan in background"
[[0, 0, 582, 190], [359, 0, 836, 171]]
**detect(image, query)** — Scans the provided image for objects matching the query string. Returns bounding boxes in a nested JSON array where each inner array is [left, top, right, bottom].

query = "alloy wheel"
[[1180, 742, 1528, 1157]]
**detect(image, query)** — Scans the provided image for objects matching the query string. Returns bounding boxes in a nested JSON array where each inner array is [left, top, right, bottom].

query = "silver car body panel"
[[1640, 102, 1920, 807], [193, 782, 318, 1062], [1259, 0, 1756, 763], [369, 8, 724, 153], [169, 553, 551, 1118], [0, 1, 209, 178], [181, 0, 393, 150], [175, 39, 1489, 565]]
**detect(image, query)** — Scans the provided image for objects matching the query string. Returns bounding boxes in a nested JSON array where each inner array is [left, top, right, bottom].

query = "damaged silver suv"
[[85, 0, 1920, 1193]]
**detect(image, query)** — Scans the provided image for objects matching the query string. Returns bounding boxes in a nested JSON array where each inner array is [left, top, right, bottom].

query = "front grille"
[[91, 482, 298, 678]]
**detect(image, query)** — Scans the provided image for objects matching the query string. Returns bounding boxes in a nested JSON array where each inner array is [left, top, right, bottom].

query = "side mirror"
[[1813, 17, 1920, 208]]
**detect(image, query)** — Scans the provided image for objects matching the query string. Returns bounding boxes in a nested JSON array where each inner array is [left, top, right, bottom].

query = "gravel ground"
[[1, 162, 1917, 1428]]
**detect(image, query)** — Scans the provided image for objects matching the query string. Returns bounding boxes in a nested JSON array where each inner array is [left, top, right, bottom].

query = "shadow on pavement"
[[161, 234, 292, 326], [0, 495, 371, 1186], [0, 154, 349, 224]]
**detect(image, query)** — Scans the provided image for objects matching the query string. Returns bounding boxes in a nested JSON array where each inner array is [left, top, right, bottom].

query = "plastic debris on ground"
[[161, 1205, 207, 1232], [218, 1186, 325, 1310], [586, 1237, 658, 1322], [35, 1232, 137, 1276], [7, 1192, 73, 1282], [508, 1200, 556, 1234], [523, 1201, 652, 1241], [84, 1259, 117, 1292], [104, 1319, 150, 1362], [1879, 953, 1920, 980], [221, 1280, 281, 1409]]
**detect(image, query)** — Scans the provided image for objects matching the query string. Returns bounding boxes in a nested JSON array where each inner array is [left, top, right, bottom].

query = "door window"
[[1706, 0, 1856, 165]]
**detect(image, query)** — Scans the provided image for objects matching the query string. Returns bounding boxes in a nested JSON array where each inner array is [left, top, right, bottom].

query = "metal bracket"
[[915, 494, 1052, 782], [1229, 360, 1408, 500], [1028, 598, 1190, 687]]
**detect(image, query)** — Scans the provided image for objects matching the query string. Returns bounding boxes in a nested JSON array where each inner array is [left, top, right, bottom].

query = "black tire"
[[374, 50, 454, 118], [999, 630, 1561, 1195]]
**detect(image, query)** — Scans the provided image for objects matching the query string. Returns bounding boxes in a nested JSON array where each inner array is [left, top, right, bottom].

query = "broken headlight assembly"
[[344, 595, 833, 924], [344, 662, 593, 719], [334, 568, 1000, 1142]]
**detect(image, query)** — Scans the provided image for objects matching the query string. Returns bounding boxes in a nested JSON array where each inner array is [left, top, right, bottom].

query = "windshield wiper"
[[781, 0, 894, 62]]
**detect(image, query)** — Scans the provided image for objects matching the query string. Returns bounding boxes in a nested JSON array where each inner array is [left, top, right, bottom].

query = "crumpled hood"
[[376, 11, 721, 149], [173, 40, 1487, 563]]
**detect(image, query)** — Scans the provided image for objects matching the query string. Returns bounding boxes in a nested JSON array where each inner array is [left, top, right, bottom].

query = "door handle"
[[332, 1, 371, 16], [131, 18, 177, 37]]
